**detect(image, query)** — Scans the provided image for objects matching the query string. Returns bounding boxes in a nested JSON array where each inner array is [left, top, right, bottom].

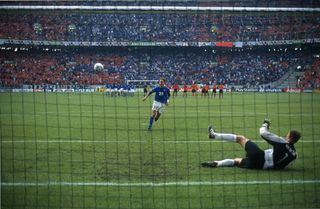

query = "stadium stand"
[[1, 0, 320, 7], [1, 48, 319, 87], [0, 13, 319, 42], [298, 57, 320, 88], [0, 8, 319, 89]]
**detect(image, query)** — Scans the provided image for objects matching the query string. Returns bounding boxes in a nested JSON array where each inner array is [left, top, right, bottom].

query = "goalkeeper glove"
[[262, 118, 271, 129]]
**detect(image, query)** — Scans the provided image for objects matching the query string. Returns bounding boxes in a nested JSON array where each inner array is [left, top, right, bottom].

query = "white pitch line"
[[0, 111, 315, 117], [1, 180, 320, 187], [1, 140, 319, 144], [0, 140, 146, 144]]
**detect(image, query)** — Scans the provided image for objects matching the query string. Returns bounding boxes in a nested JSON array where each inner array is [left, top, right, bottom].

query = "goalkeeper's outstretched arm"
[[259, 119, 287, 145]]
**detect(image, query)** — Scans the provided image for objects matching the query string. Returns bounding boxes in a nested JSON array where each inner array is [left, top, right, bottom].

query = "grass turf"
[[1, 91, 320, 209]]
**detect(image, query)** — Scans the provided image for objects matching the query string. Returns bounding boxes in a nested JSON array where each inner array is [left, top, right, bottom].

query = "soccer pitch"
[[1, 92, 320, 209]]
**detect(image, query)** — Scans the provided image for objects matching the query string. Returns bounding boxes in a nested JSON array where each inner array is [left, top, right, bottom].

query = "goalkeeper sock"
[[214, 133, 236, 142], [148, 116, 154, 128], [216, 159, 235, 167]]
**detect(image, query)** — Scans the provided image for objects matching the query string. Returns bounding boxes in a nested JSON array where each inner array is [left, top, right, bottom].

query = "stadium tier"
[[1, 48, 319, 87], [1, 0, 319, 7], [0, 12, 319, 42]]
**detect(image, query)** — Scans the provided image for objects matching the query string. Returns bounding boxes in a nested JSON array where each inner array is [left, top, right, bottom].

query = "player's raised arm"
[[143, 90, 153, 101], [259, 119, 286, 145]]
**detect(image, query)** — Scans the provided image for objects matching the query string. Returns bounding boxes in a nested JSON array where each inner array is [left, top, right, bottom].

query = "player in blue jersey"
[[202, 119, 301, 170], [143, 78, 171, 131]]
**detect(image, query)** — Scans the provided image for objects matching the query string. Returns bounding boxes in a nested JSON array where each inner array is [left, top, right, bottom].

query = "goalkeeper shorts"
[[239, 140, 265, 169]]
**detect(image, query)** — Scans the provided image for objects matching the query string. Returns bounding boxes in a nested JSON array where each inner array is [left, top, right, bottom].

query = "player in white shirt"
[[201, 119, 301, 170]]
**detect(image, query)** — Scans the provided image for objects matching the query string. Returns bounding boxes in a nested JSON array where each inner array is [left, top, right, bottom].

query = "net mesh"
[[1, 1, 320, 209]]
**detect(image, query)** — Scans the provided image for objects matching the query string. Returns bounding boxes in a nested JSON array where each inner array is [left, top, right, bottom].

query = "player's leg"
[[208, 125, 249, 147], [148, 101, 159, 130], [155, 104, 165, 121], [208, 125, 236, 142], [207, 140, 265, 169], [203, 126, 251, 168], [241, 140, 265, 169], [201, 158, 243, 168], [209, 137, 264, 169], [235, 135, 249, 148], [155, 111, 161, 121], [148, 110, 157, 130]]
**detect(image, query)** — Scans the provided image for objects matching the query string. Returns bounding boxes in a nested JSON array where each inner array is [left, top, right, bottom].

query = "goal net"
[[1, 2, 319, 209]]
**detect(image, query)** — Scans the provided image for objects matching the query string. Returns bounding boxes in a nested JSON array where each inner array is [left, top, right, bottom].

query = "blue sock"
[[148, 116, 154, 128]]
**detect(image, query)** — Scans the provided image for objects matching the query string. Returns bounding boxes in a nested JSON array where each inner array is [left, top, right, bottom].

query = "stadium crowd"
[[298, 57, 320, 88], [0, 10, 319, 89], [1, 49, 319, 88], [2, 0, 319, 8], [0, 13, 319, 42]]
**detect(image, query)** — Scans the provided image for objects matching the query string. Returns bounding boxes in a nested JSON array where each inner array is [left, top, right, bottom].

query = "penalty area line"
[[2, 180, 320, 187]]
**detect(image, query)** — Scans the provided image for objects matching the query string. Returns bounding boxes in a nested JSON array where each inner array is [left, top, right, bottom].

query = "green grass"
[[1, 92, 320, 209]]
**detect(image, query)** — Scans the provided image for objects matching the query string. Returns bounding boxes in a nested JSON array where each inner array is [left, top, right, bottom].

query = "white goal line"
[[1, 140, 319, 144], [2, 180, 320, 187]]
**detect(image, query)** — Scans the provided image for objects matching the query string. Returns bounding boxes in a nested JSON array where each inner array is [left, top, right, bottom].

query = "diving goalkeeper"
[[202, 119, 301, 169]]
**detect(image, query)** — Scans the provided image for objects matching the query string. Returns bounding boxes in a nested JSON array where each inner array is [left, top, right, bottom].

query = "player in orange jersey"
[[211, 84, 217, 98], [191, 83, 198, 96], [182, 84, 188, 97], [218, 83, 224, 99], [205, 84, 209, 96], [172, 84, 179, 97]]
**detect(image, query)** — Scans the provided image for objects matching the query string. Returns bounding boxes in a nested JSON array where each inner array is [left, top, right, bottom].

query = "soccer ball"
[[94, 63, 104, 72]]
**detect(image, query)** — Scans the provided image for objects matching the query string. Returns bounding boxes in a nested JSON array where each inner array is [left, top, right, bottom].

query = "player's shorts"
[[152, 101, 166, 114], [192, 89, 196, 93], [212, 89, 216, 93], [219, 89, 223, 93], [239, 140, 265, 169]]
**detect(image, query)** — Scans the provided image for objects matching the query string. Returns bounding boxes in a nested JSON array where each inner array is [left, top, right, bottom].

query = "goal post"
[[126, 79, 159, 89]]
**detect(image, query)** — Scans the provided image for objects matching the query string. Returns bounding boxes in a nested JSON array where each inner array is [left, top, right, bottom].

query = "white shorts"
[[152, 101, 166, 114]]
